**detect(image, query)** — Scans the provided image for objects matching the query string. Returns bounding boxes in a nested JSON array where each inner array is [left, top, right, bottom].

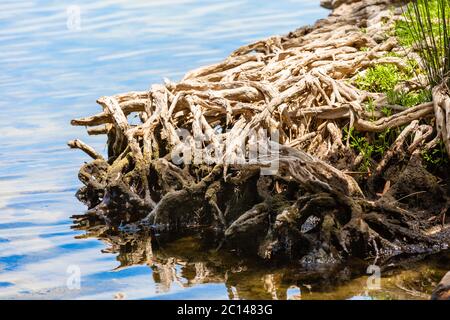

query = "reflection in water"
[[73, 215, 450, 300], [0, 0, 448, 299], [0, 0, 328, 299]]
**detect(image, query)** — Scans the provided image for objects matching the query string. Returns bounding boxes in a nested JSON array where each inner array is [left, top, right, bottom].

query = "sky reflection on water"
[[0, 0, 328, 299]]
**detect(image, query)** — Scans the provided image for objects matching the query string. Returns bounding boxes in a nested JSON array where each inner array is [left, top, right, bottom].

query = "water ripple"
[[0, 0, 328, 299]]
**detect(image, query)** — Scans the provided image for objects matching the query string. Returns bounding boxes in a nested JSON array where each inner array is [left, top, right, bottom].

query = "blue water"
[[0, 0, 329, 299]]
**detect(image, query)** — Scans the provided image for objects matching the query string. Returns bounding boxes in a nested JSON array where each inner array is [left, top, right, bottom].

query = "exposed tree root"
[[432, 81, 450, 156], [69, 0, 449, 265]]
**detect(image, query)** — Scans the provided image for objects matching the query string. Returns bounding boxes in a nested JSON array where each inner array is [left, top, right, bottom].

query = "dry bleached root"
[[69, 0, 449, 264], [432, 80, 450, 156]]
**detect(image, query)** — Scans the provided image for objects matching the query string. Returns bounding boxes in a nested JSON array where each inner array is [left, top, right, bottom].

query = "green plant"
[[385, 51, 403, 58], [395, 20, 418, 46], [355, 60, 431, 108], [405, 58, 422, 75], [343, 127, 374, 172], [381, 105, 393, 117], [422, 140, 449, 169], [343, 127, 401, 173], [400, 0, 450, 87], [386, 89, 431, 107], [373, 128, 395, 157], [396, 0, 442, 46], [355, 64, 408, 93], [365, 97, 376, 121]]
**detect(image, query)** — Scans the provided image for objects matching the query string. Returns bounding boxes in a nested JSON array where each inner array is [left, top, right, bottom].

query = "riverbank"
[[70, 0, 449, 267]]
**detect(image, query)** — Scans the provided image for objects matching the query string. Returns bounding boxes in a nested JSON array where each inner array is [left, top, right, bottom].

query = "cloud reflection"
[[0, 0, 328, 299]]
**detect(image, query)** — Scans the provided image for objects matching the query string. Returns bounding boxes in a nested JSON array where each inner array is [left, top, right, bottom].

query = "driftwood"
[[69, 0, 449, 265]]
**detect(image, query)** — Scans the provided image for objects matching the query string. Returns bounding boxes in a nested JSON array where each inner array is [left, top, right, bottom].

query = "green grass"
[[395, 0, 450, 166], [395, 0, 443, 46], [395, 20, 416, 46], [396, 0, 450, 88]]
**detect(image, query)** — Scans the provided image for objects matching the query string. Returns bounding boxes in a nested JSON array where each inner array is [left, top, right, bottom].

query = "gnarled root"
[[69, 0, 449, 265]]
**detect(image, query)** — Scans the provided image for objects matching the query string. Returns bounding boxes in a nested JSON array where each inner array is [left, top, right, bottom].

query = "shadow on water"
[[72, 214, 450, 300]]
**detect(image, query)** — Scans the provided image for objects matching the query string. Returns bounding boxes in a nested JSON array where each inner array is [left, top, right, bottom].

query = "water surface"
[[0, 0, 447, 300]]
